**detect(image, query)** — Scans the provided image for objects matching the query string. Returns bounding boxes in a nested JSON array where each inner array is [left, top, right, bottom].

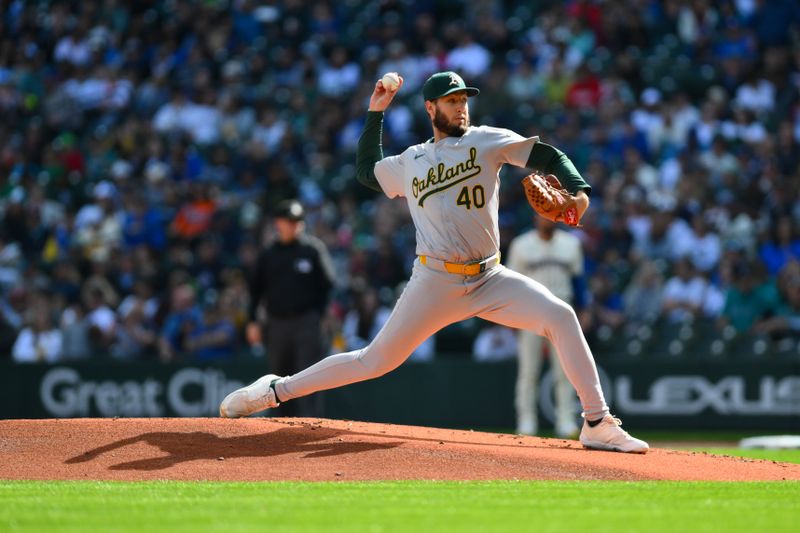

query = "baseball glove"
[[521, 173, 582, 226]]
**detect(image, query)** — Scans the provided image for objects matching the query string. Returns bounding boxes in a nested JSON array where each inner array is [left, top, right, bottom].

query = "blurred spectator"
[[218, 269, 250, 336], [75, 181, 122, 263], [158, 283, 203, 362], [83, 283, 117, 356], [50, 261, 82, 305], [753, 268, 800, 341], [0, 287, 27, 346], [565, 63, 601, 110], [121, 193, 166, 252], [0, 235, 23, 290], [686, 213, 722, 273], [170, 184, 217, 241], [12, 299, 62, 363], [599, 211, 634, 263], [342, 284, 391, 353], [111, 299, 157, 361], [583, 270, 626, 338], [542, 56, 572, 104], [377, 41, 421, 92], [472, 324, 517, 362], [217, 93, 256, 147], [185, 291, 238, 361], [318, 46, 361, 98], [622, 147, 659, 193], [719, 259, 782, 333], [54, 25, 92, 67], [721, 105, 767, 145], [506, 61, 544, 102], [153, 88, 220, 144], [699, 136, 740, 184], [655, 93, 700, 158], [59, 301, 91, 360], [248, 106, 288, 158], [758, 215, 800, 276], [365, 237, 407, 293], [631, 209, 692, 264], [661, 258, 708, 323], [445, 33, 491, 78], [623, 261, 665, 325], [774, 120, 800, 176], [191, 237, 225, 292], [631, 88, 664, 155]]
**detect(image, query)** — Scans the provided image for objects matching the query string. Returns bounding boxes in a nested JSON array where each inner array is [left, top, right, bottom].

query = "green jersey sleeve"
[[355, 111, 385, 192], [526, 141, 591, 196]]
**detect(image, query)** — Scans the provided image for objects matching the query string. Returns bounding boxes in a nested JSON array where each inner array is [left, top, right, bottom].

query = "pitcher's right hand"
[[368, 74, 403, 112]]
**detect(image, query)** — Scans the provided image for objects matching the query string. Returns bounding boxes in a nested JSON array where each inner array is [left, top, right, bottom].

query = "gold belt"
[[419, 253, 500, 276]]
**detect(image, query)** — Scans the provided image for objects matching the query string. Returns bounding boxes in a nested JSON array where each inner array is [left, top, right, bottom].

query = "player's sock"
[[586, 417, 604, 427], [270, 379, 283, 403]]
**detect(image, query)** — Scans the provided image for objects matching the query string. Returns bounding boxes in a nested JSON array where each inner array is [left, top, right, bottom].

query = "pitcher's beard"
[[433, 108, 469, 137]]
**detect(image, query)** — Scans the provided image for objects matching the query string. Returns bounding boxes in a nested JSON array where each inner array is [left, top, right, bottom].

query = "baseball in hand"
[[381, 72, 400, 91]]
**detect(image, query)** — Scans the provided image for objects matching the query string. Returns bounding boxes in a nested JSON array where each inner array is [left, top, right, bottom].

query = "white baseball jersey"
[[374, 126, 538, 263], [507, 229, 583, 303]]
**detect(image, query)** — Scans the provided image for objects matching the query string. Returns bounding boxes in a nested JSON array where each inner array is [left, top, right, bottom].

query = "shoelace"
[[606, 416, 634, 438], [583, 414, 631, 433]]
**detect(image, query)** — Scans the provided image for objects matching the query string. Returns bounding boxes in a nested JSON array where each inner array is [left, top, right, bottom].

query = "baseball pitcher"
[[221, 71, 648, 453]]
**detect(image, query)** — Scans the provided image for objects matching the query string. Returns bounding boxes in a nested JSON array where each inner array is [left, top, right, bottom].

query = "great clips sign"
[[38, 367, 244, 418]]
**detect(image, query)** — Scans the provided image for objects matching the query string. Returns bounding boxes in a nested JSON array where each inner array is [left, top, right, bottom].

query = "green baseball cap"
[[422, 71, 480, 101]]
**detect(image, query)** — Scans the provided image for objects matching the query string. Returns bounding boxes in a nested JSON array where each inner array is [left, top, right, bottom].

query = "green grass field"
[[2, 448, 798, 533], [1, 479, 798, 533]]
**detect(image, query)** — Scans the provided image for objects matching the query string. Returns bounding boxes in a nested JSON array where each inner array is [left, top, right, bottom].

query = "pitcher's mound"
[[1, 418, 797, 482]]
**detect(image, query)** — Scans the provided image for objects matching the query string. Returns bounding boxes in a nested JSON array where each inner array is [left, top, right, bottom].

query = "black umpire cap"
[[275, 199, 305, 221]]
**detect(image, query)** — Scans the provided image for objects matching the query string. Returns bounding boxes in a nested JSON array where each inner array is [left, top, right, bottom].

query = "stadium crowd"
[[1, 0, 799, 363]]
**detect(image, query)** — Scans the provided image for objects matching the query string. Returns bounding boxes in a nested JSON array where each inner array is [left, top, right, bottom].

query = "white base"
[[739, 435, 800, 450]]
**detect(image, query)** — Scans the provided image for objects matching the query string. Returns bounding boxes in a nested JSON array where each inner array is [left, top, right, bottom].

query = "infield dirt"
[[1, 418, 798, 482]]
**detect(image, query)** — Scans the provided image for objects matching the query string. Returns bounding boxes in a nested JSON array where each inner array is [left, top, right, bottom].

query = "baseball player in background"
[[508, 217, 583, 438], [221, 71, 649, 453]]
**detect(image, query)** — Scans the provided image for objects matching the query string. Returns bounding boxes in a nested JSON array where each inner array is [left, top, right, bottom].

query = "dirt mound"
[[1, 418, 797, 482]]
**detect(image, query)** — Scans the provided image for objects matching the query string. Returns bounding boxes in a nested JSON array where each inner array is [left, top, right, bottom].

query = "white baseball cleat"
[[579, 414, 649, 454], [219, 374, 282, 418]]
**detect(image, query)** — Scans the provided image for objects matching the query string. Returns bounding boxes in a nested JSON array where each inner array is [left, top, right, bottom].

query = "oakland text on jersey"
[[412, 146, 482, 206]]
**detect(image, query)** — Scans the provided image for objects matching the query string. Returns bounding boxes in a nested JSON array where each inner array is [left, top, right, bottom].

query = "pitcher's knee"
[[547, 300, 579, 332], [356, 345, 406, 379]]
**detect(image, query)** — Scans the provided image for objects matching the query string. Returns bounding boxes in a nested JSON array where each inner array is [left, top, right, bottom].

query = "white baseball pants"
[[274, 259, 610, 420]]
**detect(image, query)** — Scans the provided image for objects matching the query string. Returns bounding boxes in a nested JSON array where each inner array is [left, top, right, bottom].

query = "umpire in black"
[[247, 199, 334, 417]]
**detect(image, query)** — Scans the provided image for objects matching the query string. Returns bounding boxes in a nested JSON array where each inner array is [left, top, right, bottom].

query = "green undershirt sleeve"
[[526, 141, 591, 196], [355, 111, 385, 192]]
